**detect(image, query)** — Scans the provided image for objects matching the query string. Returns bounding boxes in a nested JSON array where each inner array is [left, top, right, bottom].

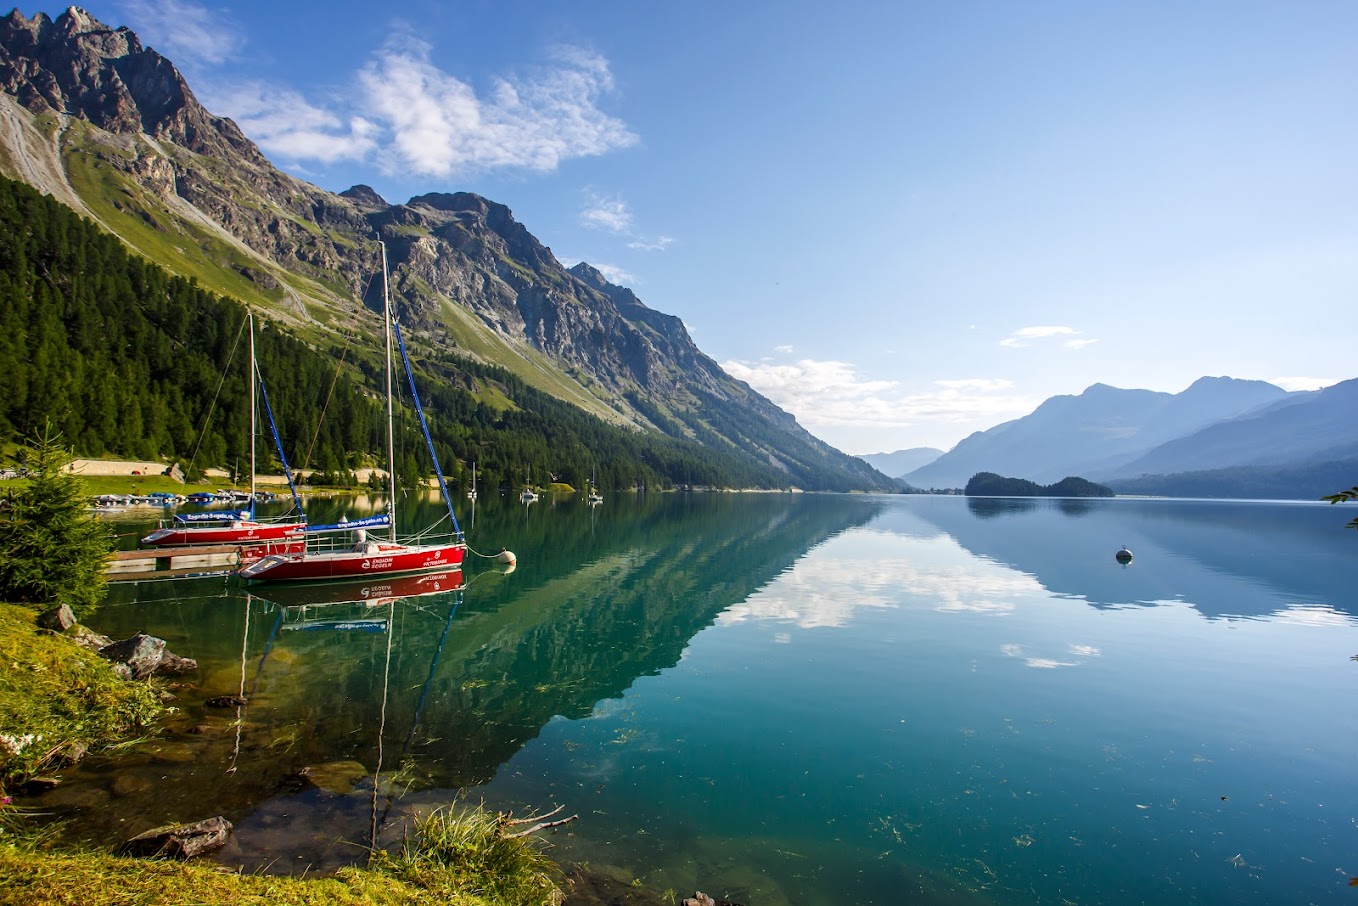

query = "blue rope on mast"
[[391, 315, 463, 539], [255, 363, 306, 520]]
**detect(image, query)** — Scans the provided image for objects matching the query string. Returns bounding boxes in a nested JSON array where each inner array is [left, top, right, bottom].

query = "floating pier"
[[107, 541, 298, 582]]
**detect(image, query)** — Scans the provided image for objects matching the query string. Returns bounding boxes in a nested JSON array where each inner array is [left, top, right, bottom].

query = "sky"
[[30, 0, 1358, 454]]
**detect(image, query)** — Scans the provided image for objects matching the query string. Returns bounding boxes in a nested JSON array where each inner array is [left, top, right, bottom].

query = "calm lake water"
[[39, 492, 1358, 904]]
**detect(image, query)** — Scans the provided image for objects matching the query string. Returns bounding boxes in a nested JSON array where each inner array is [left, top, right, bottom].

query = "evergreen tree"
[[0, 423, 112, 615]]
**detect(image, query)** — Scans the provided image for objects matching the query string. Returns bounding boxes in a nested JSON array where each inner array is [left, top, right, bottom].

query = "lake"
[[41, 492, 1358, 904]]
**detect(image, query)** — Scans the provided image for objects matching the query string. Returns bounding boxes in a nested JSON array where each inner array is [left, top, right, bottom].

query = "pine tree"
[[0, 422, 112, 616]]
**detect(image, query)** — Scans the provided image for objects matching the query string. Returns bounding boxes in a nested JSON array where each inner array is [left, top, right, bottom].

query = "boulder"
[[119, 816, 233, 859], [70, 625, 114, 652], [37, 603, 76, 632], [98, 633, 166, 680], [155, 651, 198, 675]]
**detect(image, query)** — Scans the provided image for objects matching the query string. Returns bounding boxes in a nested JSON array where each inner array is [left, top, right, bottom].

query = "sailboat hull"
[[142, 522, 306, 546], [239, 540, 466, 582]]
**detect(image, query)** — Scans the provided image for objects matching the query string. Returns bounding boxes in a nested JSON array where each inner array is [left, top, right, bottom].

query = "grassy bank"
[[0, 807, 565, 906], [0, 605, 567, 905], [0, 604, 162, 790]]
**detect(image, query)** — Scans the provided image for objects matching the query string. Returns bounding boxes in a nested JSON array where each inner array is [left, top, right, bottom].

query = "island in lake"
[[964, 472, 1115, 497]]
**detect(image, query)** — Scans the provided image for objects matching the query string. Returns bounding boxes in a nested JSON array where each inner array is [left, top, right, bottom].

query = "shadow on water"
[[39, 492, 887, 879]]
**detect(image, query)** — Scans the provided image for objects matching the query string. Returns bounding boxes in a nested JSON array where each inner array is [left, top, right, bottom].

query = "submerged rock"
[[119, 816, 233, 859], [156, 651, 198, 675], [293, 760, 370, 795], [683, 895, 745, 906]]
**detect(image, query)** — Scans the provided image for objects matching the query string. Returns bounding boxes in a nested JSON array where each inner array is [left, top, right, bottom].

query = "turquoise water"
[[63, 493, 1358, 903]]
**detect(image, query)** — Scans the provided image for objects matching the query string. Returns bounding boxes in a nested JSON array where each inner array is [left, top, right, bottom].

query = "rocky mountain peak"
[[0, 6, 263, 163], [340, 184, 388, 210]]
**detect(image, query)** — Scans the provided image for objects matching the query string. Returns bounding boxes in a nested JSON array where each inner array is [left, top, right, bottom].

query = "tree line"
[[0, 175, 878, 492]]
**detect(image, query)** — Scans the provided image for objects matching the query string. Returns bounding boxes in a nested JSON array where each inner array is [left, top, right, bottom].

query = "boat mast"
[[248, 312, 256, 519], [381, 241, 398, 542]]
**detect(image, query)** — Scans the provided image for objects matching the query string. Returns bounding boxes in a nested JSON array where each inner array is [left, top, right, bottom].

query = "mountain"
[[903, 377, 1291, 490], [1103, 378, 1358, 484], [856, 447, 943, 478], [0, 7, 893, 492]]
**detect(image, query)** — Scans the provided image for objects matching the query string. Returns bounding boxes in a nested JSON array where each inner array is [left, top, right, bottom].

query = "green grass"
[[0, 604, 164, 793], [0, 799, 568, 906]]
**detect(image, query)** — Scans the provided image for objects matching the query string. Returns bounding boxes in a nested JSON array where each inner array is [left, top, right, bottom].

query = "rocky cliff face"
[[0, 7, 892, 489]]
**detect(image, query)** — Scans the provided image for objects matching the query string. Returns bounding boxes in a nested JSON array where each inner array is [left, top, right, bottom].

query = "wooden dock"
[[108, 544, 253, 582]]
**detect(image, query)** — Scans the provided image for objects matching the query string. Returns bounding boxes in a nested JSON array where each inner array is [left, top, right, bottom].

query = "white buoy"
[[1115, 546, 1133, 564], [496, 549, 517, 565]]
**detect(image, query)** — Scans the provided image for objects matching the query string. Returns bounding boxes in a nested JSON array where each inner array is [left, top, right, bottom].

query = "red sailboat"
[[241, 242, 466, 583], [142, 314, 307, 548]]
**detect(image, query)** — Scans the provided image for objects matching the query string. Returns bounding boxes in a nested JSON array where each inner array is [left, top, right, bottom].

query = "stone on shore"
[[37, 603, 76, 632], [119, 816, 233, 859], [98, 633, 166, 680]]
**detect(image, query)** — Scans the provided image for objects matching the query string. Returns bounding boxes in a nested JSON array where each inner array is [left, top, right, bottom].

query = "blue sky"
[[36, 1, 1358, 454]]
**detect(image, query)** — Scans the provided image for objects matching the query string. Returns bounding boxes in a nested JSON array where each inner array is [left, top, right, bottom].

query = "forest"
[[0, 176, 868, 493], [963, 472, 1115, 498]]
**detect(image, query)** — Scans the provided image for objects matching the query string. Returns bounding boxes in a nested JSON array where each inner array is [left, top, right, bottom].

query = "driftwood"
[[504, 803, 579, 839]]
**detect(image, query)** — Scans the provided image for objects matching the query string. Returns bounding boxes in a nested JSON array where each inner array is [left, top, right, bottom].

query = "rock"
[[293, 760, 370, 795], [37, 603, 76, 631], [683, 895, 743, 906], [21, 776, 60, 794], [155, 651, 198, 676], [69, 625, 113, 652], [111, 773, 153, 797], [98, 633, 166, 680], [40, 739, 88, 769], [204, 694, 247, 708], [119, 816, 233, 859]]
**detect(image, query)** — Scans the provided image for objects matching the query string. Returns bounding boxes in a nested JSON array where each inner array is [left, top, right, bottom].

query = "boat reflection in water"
[[250, 570, 466, 632]]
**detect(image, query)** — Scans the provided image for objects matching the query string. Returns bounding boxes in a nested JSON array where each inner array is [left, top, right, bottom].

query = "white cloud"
[[1000, 325, 1096, 349], [933, 378, 1014, 392], [587, 262, 636, 285], [774, 344, 794, 354], [204, 81, 377, 163], [205, 30, 637, 179], [580, 191, 633, 232], [119, 0, 243, 66], [1270, 376, 1339, 392], [720, 357, 1036, 435], [627, 235, 676, 252]]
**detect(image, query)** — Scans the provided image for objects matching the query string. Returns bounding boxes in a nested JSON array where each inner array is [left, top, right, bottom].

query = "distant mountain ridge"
[[856, 447, 943, 479], [905, 377, 1291, 490], [0, 7, 893, 491]]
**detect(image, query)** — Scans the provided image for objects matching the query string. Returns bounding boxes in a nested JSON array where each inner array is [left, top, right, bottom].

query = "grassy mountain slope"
[[0, 7, 893, 491]]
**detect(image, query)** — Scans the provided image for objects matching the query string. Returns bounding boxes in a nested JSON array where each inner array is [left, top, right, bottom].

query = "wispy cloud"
[[1270, 376, 1338, 392], [1000, 325, 1088, 348], [774, 344, 794, 354], [720, 356, 1035, 435], [1064, 338, 1099, 349], [119, 0, 243, 66], [580, 190, 675, 252], [207, 81, 378, 162], [355, 37, 637, 177], [626, 235, 675, 252], [588, 262, 637, 285], [194, 23, 637, 178], [580, 191, 633, 232]]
